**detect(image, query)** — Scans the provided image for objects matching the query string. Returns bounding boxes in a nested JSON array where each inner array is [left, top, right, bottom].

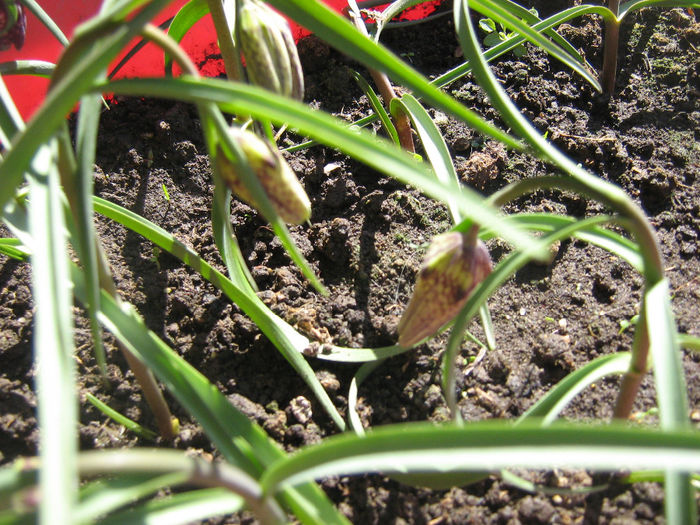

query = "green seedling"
[[619, 313, 640, 334], [479, 12, 535, 58]]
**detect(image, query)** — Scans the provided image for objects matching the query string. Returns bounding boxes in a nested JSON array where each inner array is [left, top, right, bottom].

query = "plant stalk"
[[601, 1, 620, 95], [206, 0, 244, 81], [345, 5, 415, 152]]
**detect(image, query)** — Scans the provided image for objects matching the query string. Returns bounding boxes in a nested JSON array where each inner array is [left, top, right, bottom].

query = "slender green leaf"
[[393, 94, 462, 224], [645, 279, 696, 523], [85, 393, 158, 440], [353, 71, 400, 146], [0, 75, 24, 146], [0, 60, 55, 77], [98, 488, 244, 525], [260, 421, 700, 494], [28, 141, 78, 525], [165, 0, 209, 75], [20, 0, 70, 46], [519, 353, 632, 424], [348, 361, 385, 435], [76, 473, 188, 524], [619, 0, 700, 20], [0, 238, 29, 260], [678, 333, 700, 353]]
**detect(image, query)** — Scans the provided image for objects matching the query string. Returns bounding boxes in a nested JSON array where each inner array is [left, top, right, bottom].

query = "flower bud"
[[397, 231, 492, 348], [216, 127, 311, 224], [0, 1, 25, 51], [239, 0, 304, 100]]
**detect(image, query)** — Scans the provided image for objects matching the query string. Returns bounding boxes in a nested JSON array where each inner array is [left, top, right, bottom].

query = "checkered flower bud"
[[216, 127, 311, 225], [0, 1, 26, 51], [398, 231, 492, 348], [239, 0, 304, 100]]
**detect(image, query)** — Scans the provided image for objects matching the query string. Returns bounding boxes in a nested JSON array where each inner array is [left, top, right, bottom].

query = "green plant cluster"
[[0, 0, 699, 523]]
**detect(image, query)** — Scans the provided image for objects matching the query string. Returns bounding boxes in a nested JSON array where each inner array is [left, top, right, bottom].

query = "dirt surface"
[[1, 1, 699, 523]]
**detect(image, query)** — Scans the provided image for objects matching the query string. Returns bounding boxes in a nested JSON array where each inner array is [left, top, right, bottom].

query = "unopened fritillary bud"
[[397, 231, 492, 348], [239, 0, 304, 100], [216, 127, 311, 224], [0, 1, 25, 51]]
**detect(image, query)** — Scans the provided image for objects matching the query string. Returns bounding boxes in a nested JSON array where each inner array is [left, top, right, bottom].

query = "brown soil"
[[1, 2, 699, 523]]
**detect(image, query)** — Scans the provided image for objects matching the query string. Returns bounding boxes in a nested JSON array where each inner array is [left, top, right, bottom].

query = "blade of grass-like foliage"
[[259, 421, 700, 493], [265, 0, 523, 151], [518, 352, 632, 424], [348, 360, 385, 435], [470, 0, 601, 91], [316, 343, 409, 362], [100, 76, 546, 260], [442, 215, 614, 416], [619, 0, 700, 19], [478, 304, 496, 351], [27, 142, 78, 525], [678, 333, 700, 353], [354, 72, 400, 146], [91, 196, 345, 431], [645, 278, 696, 523], [70, 272, 348, 524], [478, 212, 643, 272], [0, 237, 29, 260], [211, 182, 259, 291], [76, 473, 189, 524], [62, 93, 108, 376], [0, 60, 55, 77], [85, 392, 158, 440], [99, 487, 244, 525], [20, 0, 70, 46], [0, 75, 24, 146], [393, 94, 462, 224], [164, 0, 209, 75], [0, 0, 172, 214]]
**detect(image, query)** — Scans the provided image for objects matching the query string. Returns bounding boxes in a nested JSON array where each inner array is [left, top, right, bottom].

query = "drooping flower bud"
[[238, 0, 304, 100], [0, 1, 26, 51], [216, 127, 311, 225], [397, 231, 492, 348]]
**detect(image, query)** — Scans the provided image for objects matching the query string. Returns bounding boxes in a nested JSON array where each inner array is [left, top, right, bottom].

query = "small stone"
[[289, 396, 312, 424]]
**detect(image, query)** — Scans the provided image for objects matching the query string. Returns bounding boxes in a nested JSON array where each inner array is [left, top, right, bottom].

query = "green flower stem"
[[206, 0, 244, 81], [456, 0, 666, 421], [601, 0, 621, 94], [486, 174, 658, 419]]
